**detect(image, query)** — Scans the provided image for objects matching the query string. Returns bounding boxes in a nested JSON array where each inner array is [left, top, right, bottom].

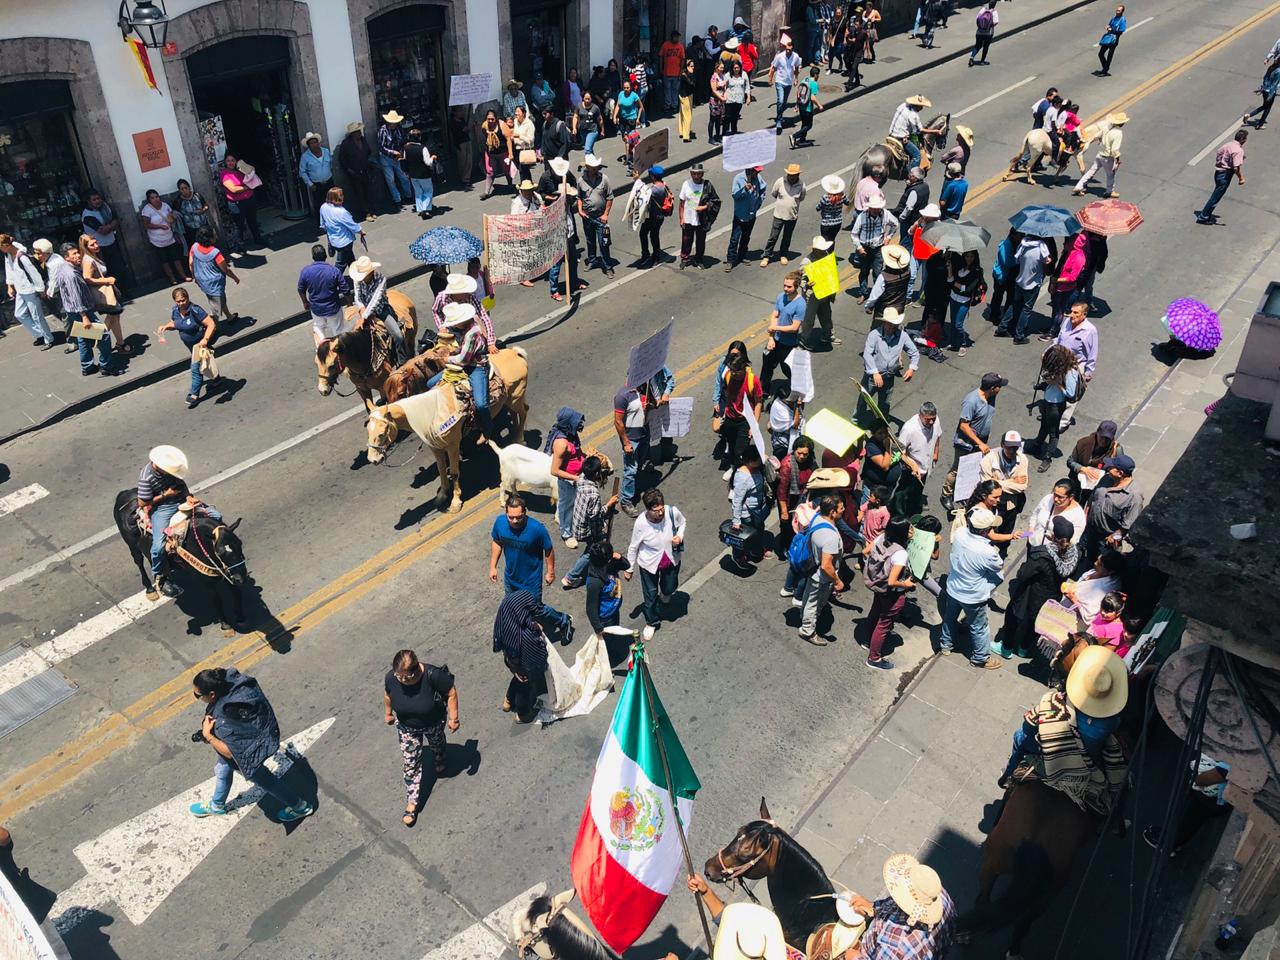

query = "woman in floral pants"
[[383, 649, 459, 827]]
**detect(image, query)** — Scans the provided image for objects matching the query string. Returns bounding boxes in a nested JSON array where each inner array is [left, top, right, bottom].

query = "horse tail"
[[959, 841, 1053, 936]]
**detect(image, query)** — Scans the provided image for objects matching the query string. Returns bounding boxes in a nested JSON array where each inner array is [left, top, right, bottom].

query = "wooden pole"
[[605, 476, 620, 542], [562, 177, 571, 302], [635, 646, 714, 954]]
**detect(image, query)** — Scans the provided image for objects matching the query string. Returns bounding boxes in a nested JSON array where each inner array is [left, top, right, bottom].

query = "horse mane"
[[759, 823, 838, 943], [336, 327, 373, 368], [522, 895, 623, 960]]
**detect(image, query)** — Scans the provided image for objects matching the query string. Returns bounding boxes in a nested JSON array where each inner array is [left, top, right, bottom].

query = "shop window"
[[369, 5, 450, 151], [511, 0, 568, 90]]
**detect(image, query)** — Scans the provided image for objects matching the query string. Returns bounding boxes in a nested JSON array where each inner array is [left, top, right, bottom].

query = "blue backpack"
[[787, 516, 835, 575], [599, 575, 623, 620]]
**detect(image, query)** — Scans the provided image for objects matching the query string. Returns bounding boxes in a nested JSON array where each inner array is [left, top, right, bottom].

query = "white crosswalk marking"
[[0, 483, 49, 518], [419, 883, 548, 960]]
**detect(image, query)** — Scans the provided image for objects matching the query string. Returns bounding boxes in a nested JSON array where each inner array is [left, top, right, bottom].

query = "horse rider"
[[137, 445, 222, 598], [426, 302, 493, 445], [348, 255, 409, 366], [888, 94, 945, 174]]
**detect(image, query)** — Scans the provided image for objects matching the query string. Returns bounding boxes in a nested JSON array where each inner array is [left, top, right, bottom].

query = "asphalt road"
[[2, 0, 1278, 956]]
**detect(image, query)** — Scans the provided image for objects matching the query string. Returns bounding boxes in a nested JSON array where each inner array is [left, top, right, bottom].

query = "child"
[[1058, 101, 1082, 164], [1089, 590, 1128, 656], [857, 485, 892, 563], [767, 382, 806, 459]]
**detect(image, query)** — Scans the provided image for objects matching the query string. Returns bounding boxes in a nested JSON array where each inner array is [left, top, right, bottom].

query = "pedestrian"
[[1095, 4, 1127, 76], [943, 371, 1005, 506], [139, 189, 189, 285], [861, 429, 904, 513], [980, 430, 1030, 554], [678, 163, 716, 269], [729, 445, 772, 569], [544, 166, 584, 301], [715, 352, 764, 473], [1048, 232, 1089, 328], [511, 178, 542, 217], [970, 1, 998, 66], [794, 494, 846, 645], [816, 175, 848, 246], [888, 95, 942, 171], [852, 166, 886, 214], [77, 234, 127, 353], [762, 164, 806, 267], [857, 306, 917, 425], [722, 60, 750, 136], [984, 228, 1018, 325], [175, 179, 213, 250], [613, 79, 646, 143], [376, 110, 413, 208], [849, 195, 898, 298], [0, 235, 56, 349], [944, 248, 986, 355], [384, 649, 458, 827], [569, 92, 601, 157], [55, 242, 114, 376], [726, 164, 767, 271], [761, 270, 806, 385], [659, 30, 686, 113], [677, 60, 698, 142], [489, 495, 574, 636], [892, 167, 929, 239], [1196, 129, 1247, 224], [298, 132, 334, 227], [767, 381, 807, 458], [768, 36, 803, 133], [577, 155, 615, 276], [614, 367, 674, 511], [775, 435, 818, 551], [863, 243, 911, 321], [862, 0, 883, 60], [583, 540, 631, 636], [1049, 300, 1098, 432], [188, 227, 240, 325], [319, 187, 364, 280], [996, 231, 1052, 344], [540, 108, 571, 167], [708, 60, 728, 145], [1244, 57, 1280, 129], [940, 127, 974, 177], [1073, 112, 1127, 198], [349, 256, 409, 366], [479, 109, 515, 200], [636, 165, 672, 267], [30, 239, 71, 349], [828, 5, 848, 74], [1079, 454, 1143, 568], [450, 106, 474, 190], [80, 191, 126, 286], [157, 287, 218, 408], [546, 406, 587, 548], [297, 245, 350, 346], [908, 202, 941, 304], [624, 488, 686, 641], [563, 456, 619, 585], [338, 121, 376, 222], [938, 163, 969, 220], [189, 667, 315, 821], [399, 127, 439, 220], [798, 235, 841, 348], [492, 588, 550, 724], [1030, 345, 1083, 472], [938, 506, 1004, 668], [843, 9, 867, 89], [896, 401, 940, 517], [507, 106, 537, 182], [861, 516, 916, 670], [217, 154, 265, 249], [1067, 420, 1122, 501], [790, 65, 825, 149], [992, 514, 1079, 659], [1026, 477, 1085, 547]]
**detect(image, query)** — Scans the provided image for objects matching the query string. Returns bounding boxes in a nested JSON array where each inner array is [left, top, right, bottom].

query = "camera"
[[191, 730, 205, 743]]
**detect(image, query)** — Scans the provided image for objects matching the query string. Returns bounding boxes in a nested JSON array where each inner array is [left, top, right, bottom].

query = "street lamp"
[[118, 0, 170, 49]]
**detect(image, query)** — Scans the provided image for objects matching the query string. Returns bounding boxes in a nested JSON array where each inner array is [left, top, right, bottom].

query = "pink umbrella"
[[1076, 199, 1144, 237], [1163, 298, 1222, 352]]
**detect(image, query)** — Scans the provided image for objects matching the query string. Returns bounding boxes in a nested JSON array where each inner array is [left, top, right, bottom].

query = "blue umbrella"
[[408, 226, 484, 264], [1009, 204, 1081, 238]]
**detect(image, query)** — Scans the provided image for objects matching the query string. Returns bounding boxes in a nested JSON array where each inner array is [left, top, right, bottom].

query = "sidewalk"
[[0, 0, 1099, 444]]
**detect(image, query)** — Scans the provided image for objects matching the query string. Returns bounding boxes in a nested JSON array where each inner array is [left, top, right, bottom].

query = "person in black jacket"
[[993, 515, 1080, 659], [400, 128, 439, 220], [892, 167, 929, 237], [583, 539, 632, 637], [539, 107, 572, 168]]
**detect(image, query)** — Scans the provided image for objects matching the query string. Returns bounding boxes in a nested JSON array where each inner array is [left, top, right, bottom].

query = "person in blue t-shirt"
[[938, 163, 969, 220], [489, 496, 573, 635], [760, 270, 806, 386]]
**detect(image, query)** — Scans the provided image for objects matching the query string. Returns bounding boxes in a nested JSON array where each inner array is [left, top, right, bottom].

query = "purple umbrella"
[[1163, 298, 1222, 352]]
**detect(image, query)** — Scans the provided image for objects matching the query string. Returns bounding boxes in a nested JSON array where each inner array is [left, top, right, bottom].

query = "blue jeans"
[[1198, 170, 1233, 220], [76, 313, 114, 372], [1000, 284, 1040, 339], [939, 593, 992, 664], [426, 365, 491, 430], [583, 217, 611, 268], [503, 581, 571, 632], [912, 6, 926, 33], [189, 355, 204, 398], [903, 139, 921, 170], [566, 544, 594, 585], [774, 83, 792, 128], [947, 299, 970, 349], [212, 756, 305, 810], [13, 293, 53, 344], [1001, 721, 1037, 782], [548, 236, 580, 292], [583, 131, 600, 155], [663, 76, 680, 111], [728, 217, 756, 265], [856, 370, 895, 424], [378, 154, 412, 203], [556, 477, 577, 539], [150, 502, 180, 577], [410, 176, 435, 213], [622, 434, 651, 504]]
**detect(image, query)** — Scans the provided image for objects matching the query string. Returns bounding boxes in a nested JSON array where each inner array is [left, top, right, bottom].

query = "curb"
[[3, 0, 1100, 448]]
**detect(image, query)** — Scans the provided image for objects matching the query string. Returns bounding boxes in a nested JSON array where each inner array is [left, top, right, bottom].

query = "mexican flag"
[[570, 648, 700, 952]]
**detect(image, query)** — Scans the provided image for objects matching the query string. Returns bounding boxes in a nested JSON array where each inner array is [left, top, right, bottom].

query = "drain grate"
[[0, 645, 77, 739]]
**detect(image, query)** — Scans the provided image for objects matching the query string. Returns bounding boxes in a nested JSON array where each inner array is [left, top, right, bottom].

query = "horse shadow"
[[60, 910, 124, 960], [176, 571, 292, 651], [393, 438, 504, 529]]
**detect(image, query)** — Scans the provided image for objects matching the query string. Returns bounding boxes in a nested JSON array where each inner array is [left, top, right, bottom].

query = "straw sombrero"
[[882, 244, 910, 270], [1065, 645, 1129, 718], [905, 94, 932, 108], [883, 854, 945, 926]]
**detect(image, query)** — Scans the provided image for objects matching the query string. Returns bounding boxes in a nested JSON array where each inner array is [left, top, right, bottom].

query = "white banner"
[[626, 322, 673, 389], [646, 397, 694, 439], [746, 406, 770, 463], [789, 348, 815, 402], [484, 195, 567, 285], [721, 129, 777, 172], [0, 869, 68, 960], [448, 72, 493, 106]]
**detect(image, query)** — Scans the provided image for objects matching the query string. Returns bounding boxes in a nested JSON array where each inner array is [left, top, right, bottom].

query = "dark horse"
[[510, 890, 622, 960], [857, 113, 951, 181], [112, 489, 248, 635], [704, 798, 838, 948]]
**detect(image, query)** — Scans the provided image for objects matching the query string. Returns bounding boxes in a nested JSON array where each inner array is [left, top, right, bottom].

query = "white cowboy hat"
[[442, 302, 478, 328], [867, 194, 886, 210], [517, 179, 537, 191], [880, 306, 906, 326], [905, 94, 932, 108], [300, 131, 321, 146], [382, 110, 405, 124], [581, 154, 605, 169], [1066, 645, 1129, 718], [549, 156, 571, 177], [346, 120, 365, 134], [444, 273, 478, 296], [348, 256, 381, 281], [811, 235, 834, 251], [883, 854, 945, 927], [882, 244, 910, 270], [956, 124, 974, 145], [712, 903, 787, 960], [967, 507, 998, 531], [821, 174, 846, 195], [723, 36, 742, 50], [149, 445, 189, 479], [919, 202, 942, 218]]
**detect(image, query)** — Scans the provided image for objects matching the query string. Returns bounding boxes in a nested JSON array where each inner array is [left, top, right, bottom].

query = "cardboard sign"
[[626, 322, 673, 388], [804, 253, 839, 299], [633, 128, 670, 173], [646, 397, 694, 439], [448, 72, 494, 106], [132, 128, 171, 173], [806, 408, 866, 456], [907, 528, 936, 580], [721, 129, 776, 172]]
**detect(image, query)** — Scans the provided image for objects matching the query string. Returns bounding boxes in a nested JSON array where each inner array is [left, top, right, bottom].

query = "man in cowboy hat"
[[857, 305, 917, 425], [847, 853, 957, 957], [501, 79, 528, 120], [799, 235, 842, 348], [539, 157, 586, 300], [511, 178, 543, 215], [349, 256, 409, 365], [892, 166, 930, 238], [298, 132, 333, 227], [762, 162, 807, 267], [429, 272, 495, 344], [137, 445, 221, 598], [426, 302, 494, 444], [1073, 112, 1127, 198], [338, 120, 376, 222], [863, 243, 911, 320], [678, 162, 716, 269], [888, 95, 944, 173], [577, 155, 615, 276], [940, 125, 973, 174], [376, 110, 413, 209], [849, 195, 898, 299]]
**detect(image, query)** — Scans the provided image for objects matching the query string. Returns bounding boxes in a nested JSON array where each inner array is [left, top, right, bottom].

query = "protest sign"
[[746, 407, 770, 463], [907, 528, 936, 580], [626, 322, 673, 388], [0, 868, 68, 959], [805, 408, 866, 456], [721, 129, 776, 171], [632, 128, 670, 172], [483, 195, 566, 285], [646, 397, 694, 439], [448, 72, 493, 105], [803, 253, 839, 299], [952, 452, 984, 503], [789, 348, 815, 402]]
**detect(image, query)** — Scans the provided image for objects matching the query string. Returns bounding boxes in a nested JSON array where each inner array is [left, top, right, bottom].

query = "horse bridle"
[[712, 819, 780, 904], [319, 338, 360, 398], [191, 520, 245, 584]]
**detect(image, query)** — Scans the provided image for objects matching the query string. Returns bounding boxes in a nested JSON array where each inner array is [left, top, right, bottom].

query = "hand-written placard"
[[448, 72, 494, 106], [633, 128, 670, 172], [626, 322, 673, 388], [907, 528, 936, 580], [952, 452, 984, 504], [721, 129, 777, 172], [789, 348, 815, 402], [646, 397, 694, 439], [746, 406, 770, 463]]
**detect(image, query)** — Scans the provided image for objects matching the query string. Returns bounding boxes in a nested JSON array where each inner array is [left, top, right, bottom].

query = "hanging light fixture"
[[118, 0, 170, 49]]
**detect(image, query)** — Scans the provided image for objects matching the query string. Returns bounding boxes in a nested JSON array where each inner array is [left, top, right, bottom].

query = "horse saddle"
[[448, 364, 509, 421], [883, 136, 907, 162], [806, 921, 864, 960]]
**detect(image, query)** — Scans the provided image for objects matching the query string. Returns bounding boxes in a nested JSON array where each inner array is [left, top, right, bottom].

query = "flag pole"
[[561, 177, 571, 302], [635, 646, 714, 954]]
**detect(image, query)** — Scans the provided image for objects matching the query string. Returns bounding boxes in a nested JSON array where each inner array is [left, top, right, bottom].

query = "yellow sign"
[[803, 253, 840, 300], [806, 408, 867, 456]]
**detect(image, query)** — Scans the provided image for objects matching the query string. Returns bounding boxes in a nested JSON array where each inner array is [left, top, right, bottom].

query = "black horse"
[[511, 890, 622, 960], [704, 798, 838, 948], [857, 113, 952, 181], [112, 488, 248, 634]]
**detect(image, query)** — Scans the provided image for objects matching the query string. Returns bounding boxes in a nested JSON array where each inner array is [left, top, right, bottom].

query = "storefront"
[[623, 0, 669, 57], [367, 5, 451, 154], [511, 0, 575, 90], [0, 79, 92, 251]]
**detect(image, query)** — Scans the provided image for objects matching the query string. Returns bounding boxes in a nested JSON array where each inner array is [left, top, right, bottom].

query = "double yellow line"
[[6, 1, 1278, 821]]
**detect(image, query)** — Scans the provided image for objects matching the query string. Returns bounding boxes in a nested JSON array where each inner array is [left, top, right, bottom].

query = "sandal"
[[403, 806, 418, 827], [551, 292, 563, 301]]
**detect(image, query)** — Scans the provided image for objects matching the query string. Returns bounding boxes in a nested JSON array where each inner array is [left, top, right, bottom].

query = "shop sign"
[[132, 128, 171, 173], [163, 41, 179, 56]]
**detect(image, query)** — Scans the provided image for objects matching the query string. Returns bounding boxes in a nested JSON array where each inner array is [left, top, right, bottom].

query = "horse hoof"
[[448, 502, 462, 514], [146, 590, 160, 602]]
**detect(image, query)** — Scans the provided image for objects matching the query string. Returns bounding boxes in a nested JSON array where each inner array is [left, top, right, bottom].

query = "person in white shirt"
[[139, 189, 190, 286], [896, 401, 940, 516], [1, 234, 56, 348], [624, 488, 687, 640], [678, 163, 712, 268], [768, 37, 803, 132], [1025, 478, 1086, 547]]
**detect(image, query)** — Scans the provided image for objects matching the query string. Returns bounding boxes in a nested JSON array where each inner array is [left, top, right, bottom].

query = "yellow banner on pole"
[[803, 253, 840, 300]]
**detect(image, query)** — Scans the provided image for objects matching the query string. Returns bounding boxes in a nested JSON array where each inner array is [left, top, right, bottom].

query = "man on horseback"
[[888, 95, 944, 173], [349, 255, 410, 366], [136, 445, 221, 598], [426, 302, 493, 445]]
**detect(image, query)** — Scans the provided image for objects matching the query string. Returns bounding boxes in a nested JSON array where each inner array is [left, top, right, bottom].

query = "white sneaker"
[[642, 625, 657, 641], [564, 537, 579, 549]]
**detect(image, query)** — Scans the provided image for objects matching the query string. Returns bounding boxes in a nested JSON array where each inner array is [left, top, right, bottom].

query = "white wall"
[[308, 0, 364, 144], [588, 0, 614, 66], [684, 0, 734, 39], [465, 0, 503, 102]]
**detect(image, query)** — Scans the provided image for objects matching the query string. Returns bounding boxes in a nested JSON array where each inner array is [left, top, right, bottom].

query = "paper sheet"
[[952, 452, 984, 503], [789, 348, 815, 402], [646, 397, 694, 439], [626, 322, 673, 388], [805, 408, 867, 456]]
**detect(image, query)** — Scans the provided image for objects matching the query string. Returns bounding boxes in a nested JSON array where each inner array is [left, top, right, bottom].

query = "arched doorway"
[[366, 5, 451, 153]]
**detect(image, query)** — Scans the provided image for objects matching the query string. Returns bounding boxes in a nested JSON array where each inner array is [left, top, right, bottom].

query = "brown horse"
[[704, 798, 838, 949], [314, 290, 418, 409], [857, 113, 950, 181]]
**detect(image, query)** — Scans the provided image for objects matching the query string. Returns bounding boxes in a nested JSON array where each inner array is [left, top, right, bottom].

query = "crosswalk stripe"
[[0, 483, 49, 518]]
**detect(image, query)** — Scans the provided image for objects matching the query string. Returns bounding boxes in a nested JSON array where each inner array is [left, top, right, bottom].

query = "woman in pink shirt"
[[218, 155, 265, 250], [1049, 232, 1090, 327]]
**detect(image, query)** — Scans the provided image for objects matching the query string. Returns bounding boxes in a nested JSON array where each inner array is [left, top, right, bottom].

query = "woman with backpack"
[[1030, 345, 1082, 472], [862, 516, 917, 671], [384, 648, 459, 827], [727, 446, 772, 570], [969, 2, 998, 67], [775, 435, 818, 552]]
